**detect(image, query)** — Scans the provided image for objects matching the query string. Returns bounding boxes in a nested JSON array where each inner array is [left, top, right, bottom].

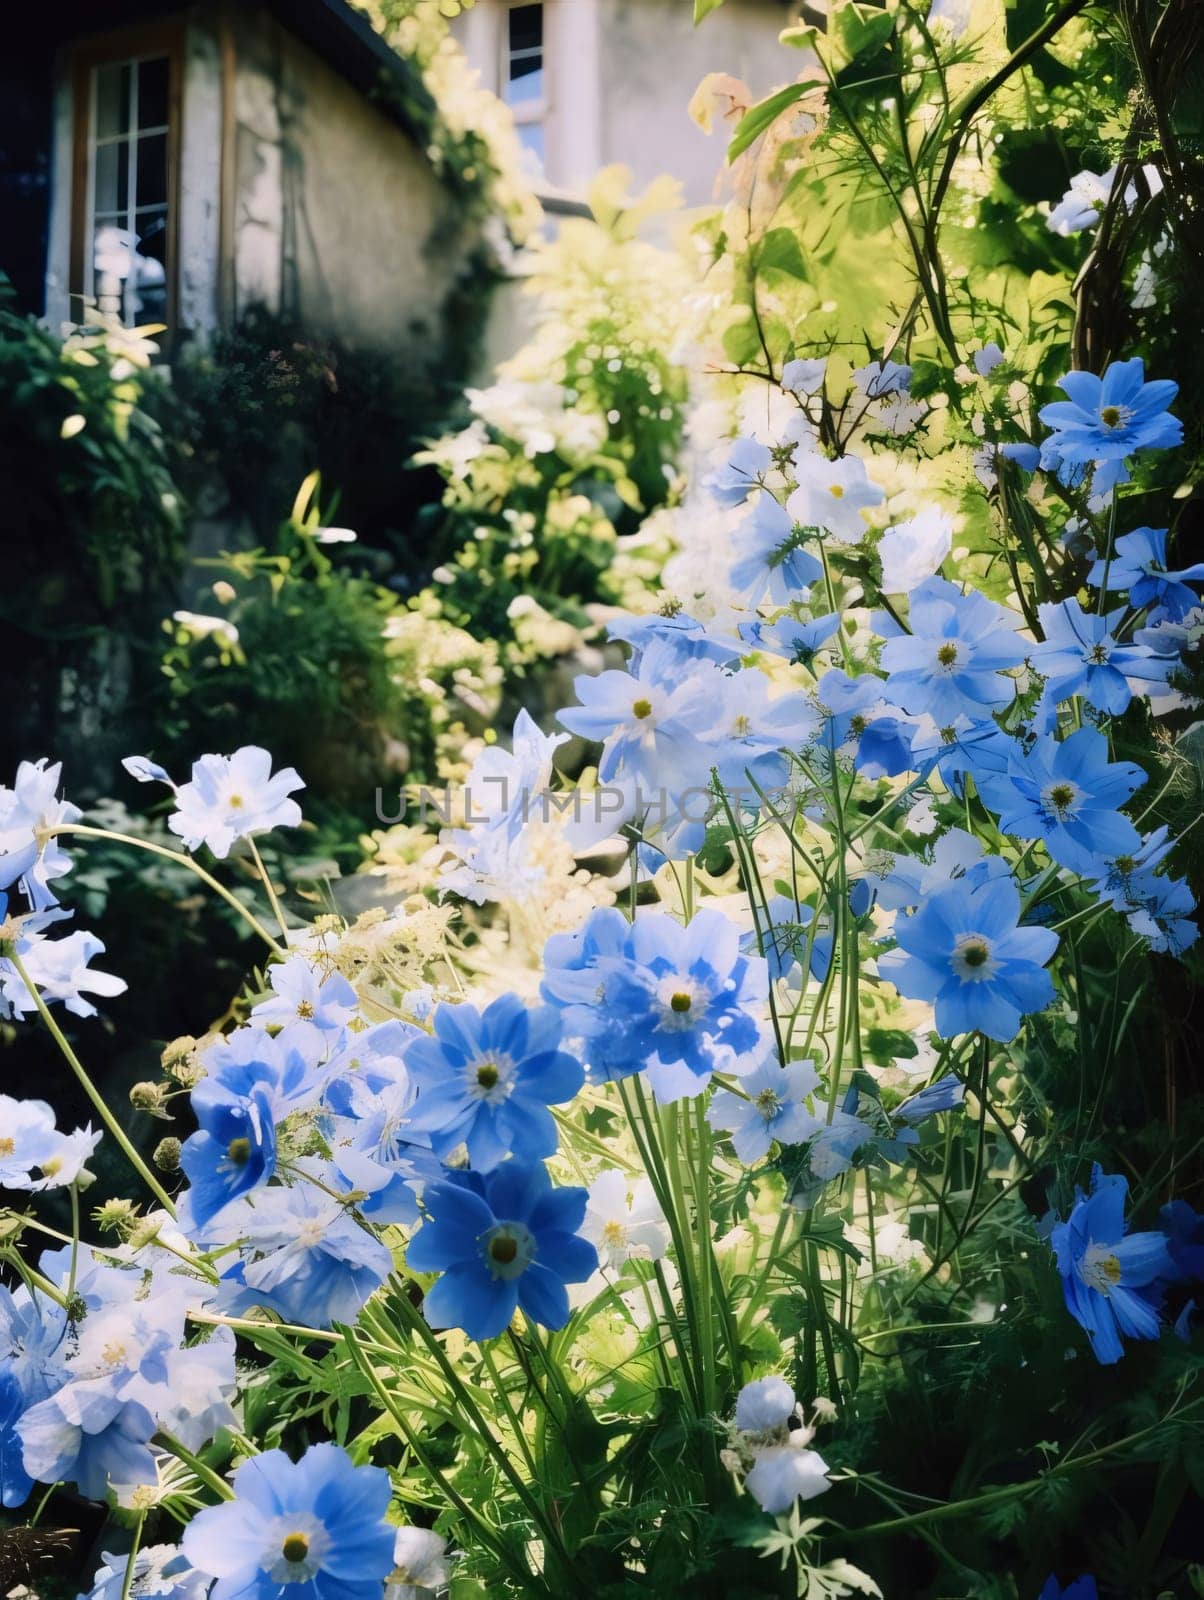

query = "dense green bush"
[[0, 289, 185, 796]]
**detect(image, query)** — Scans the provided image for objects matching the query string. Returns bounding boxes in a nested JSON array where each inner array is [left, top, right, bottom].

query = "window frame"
[[69, 20, 185, 330], [501, 2, 546, 173]]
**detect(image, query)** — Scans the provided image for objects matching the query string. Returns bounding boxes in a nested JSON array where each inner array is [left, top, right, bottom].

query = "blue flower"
[[407, 1162, 597, 1340], [251, 956, 358, 1035], [728, 492, 823, 605], [199, 1026, 325, 1121], [543, 907, 768, 1102], [1038, 358, 1182, 476], [205, 1180, 392, 1327], [327, 1076, 439, 1228], [17, 1377, 156, 1500], [182, 1443, 395, 1600], [1087, 525, 1204, 620], [879, 875, 1058, 1042], [403, 994, 583, 1171], [0, 1367, 32, 1507], [0, 759, 80, 912], [975, 726, 1146, 876], [703, 436, 771, 506], [79, 1544, 209, 1600], [608, 611, 744, 670], [180, 1085, 277, 1229], [1050, 1165, 1176, 1364], [739, 611, 840, 667], [880, 577, 1026, 722], [706, 671, 818, 793], [873, 828, 1012, 915], [744, 895, 832, 986], [1032, 597, 1169, 714], [557, 638, 717, 791], [1086, 825, 1175, 911], [706, 1054, 819, 1164], [1125, 871, 1199, 955], [0, 1096, 61, 1189], [1039, 1578, 1097, 1600], [853, 359, 912, 397]]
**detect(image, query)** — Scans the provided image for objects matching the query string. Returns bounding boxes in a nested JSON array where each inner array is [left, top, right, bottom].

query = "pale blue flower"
[[168, 746, 304, 858], [879, 875, 1058, 1041], [707, 1055, 819, 1164], [182, 1443, 394, 1600]]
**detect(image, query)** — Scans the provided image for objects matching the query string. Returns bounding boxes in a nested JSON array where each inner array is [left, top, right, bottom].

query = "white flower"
[[387, 1527, 451, 1599], [877, 507, 954, 594], [0, 758, 81, 911], [744, 1440, 832, 1512], [581, 1168, 670, 1271], [0, 1095, 60, 1187], [781, 357, 827, 397], [787, 453, 885, 545], [2, 928, 127, 1019], [251, 955, 359, 1033], [30, 1124, 101, 1190], [171, 611, 240, 648], [735, 1375, 796, 1432], [167, 746, 303, 858]]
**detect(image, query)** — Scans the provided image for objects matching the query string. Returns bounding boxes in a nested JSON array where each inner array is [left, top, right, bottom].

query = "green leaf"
[[693, 0, 726, 19], [831, 0, 895, 67], [728, 80, 823, 161], [757, 226, 809, 280]]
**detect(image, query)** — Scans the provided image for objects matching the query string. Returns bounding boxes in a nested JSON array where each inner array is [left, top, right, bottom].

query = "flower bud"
[[153, 1136, 182, 1173], [93, 1197, 139, 1238], [130, 1081, 170, 1118]]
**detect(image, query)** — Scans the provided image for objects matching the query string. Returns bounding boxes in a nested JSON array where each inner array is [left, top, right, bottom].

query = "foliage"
[[165, 308, 459, 580], [413, 167, 693, 681], [158, 475, 502, 820], [362, 0, 543, 241], [0, 291, 185, 795]]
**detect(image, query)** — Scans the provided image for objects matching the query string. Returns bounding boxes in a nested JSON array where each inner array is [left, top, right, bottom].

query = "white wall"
[[230, 9, 482, 357], [453, 0, 796, 208]]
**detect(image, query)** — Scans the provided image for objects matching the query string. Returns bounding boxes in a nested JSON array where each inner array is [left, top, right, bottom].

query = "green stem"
[[51, 824, 285, 954], [9, 950, 178, 1217], [120, 1512, 146, 1600]]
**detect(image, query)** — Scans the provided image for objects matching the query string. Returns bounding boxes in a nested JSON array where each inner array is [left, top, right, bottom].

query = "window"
[[71, 27, 181, 328], [504, 4, 545, 175]]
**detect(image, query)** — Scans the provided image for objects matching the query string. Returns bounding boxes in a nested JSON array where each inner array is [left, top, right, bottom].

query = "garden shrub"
[[0, 289, 185, 797]]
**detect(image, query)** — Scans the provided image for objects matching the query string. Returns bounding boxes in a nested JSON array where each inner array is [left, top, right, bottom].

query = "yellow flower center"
[[670, 992, 692, 1013], [228, 794, 245, 810], [829, 484, 845, 499], [601, 1220, 628, 1249], [0, 1138, 15, 1158], [1100, 406, 1122, 428], [295, 1000, 316, 1020], [632, 698, 653, 720], [281, 1533, 310, 1564], [1048, 783, 1076, 812], [226, 1137, 252, 1166], [936, 642, 959, 666]]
